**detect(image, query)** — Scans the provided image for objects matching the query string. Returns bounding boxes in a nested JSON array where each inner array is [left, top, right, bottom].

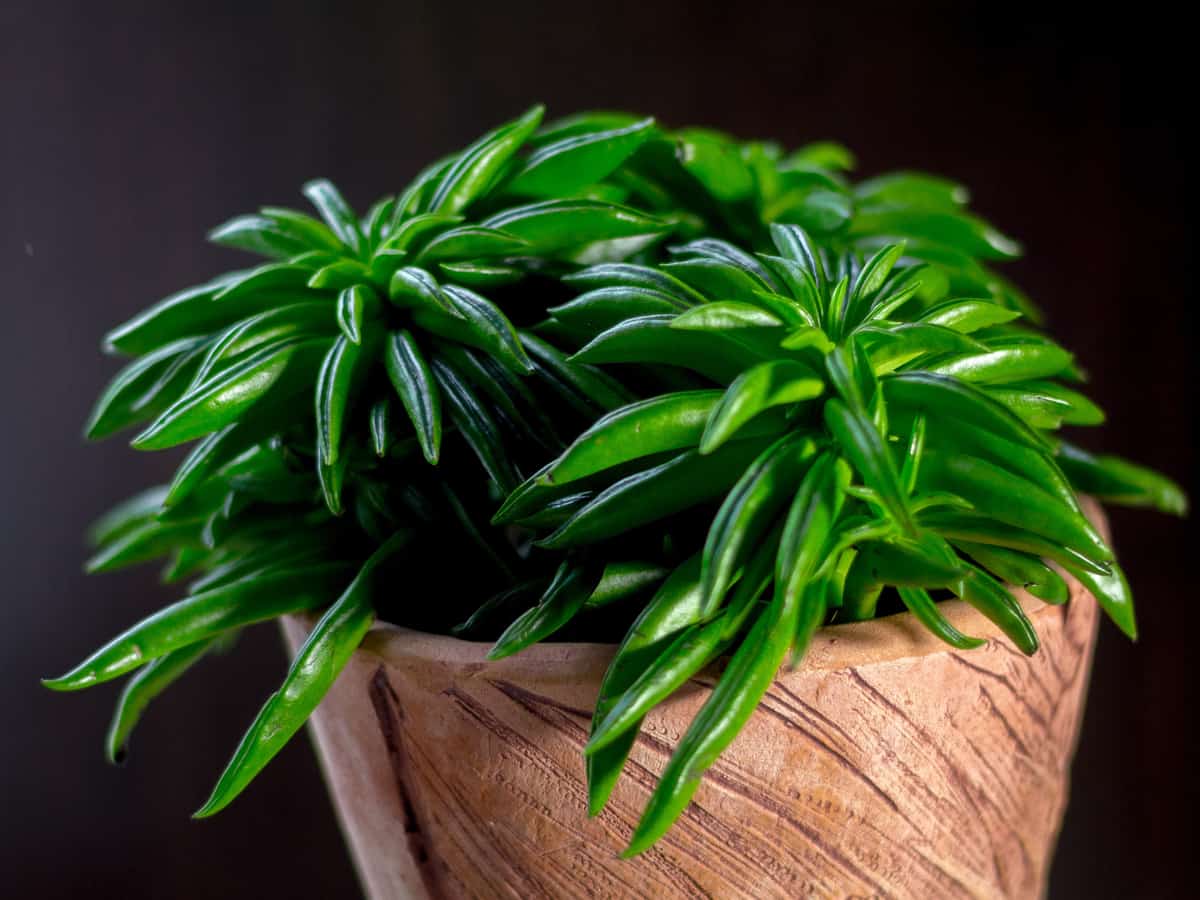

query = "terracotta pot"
[[283, 499, 1107, 899]]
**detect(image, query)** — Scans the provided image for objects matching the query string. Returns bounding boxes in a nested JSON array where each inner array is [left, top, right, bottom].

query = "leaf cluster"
[[51, 106, 1186, 853]]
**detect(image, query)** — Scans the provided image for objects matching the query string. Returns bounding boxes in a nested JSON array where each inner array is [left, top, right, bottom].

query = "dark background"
[[2, 2, 1194, 897]]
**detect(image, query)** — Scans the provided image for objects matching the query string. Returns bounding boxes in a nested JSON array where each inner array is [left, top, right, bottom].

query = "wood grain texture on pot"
[[283, 499, 1107, 900]]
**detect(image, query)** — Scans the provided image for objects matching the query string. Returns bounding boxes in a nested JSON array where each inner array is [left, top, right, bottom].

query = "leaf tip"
[[41, 671, 91, 692], [484, 644, 512, 662]]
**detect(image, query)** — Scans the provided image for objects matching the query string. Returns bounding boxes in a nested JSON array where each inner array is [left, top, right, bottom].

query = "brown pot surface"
[[284, 499, 1107, 900]]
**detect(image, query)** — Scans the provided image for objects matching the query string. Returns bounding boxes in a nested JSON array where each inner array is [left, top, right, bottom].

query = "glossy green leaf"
[[85, 339, 204, 439], [307, 260, 371, 291], [488, 561, 603, 660], [481, 199, 669, 255], [436, 284, 533, 375], [775, 453, 849, 609], [704, 437, 816, 612], [387, 266, 454, 314], [194, 534, 406, 817], [1061, 557, 1137, 639], [675, 128, 755, 202], [549, 286, 688, 333], [416, 225, 529, 262], [918, 298, 1021, 333], [571, 314, 760, 383], [315, 336, 365, 467], [508, 117, 656, 197], [864, 323, 987, 373], [102, 275, 253, 356], [920, 510, 1110, 577], [927, 340, 1074, 385], [917, 451, 1112, 567], [368, 395, 394, 457], [670, 301, 783, 331], [428, 106, 545, 215], [952, 540, 1068, 604], [191, 302, 332, 384], [544, 391, 722, 485], [896, 586, 984, 649], [850, 208, 1021, 260], [563, 261, 706, 303], [824, 398, 916, 536], [131, 338, 330, 450], [212, 262, 313, 303], [208, 214, 305, 259], [587, 616, 728, 756], [855, 172, 968, 210], [336, 285, 376, 345], [1055, 442, 1187, 515], [884, 372, 1046, 449], [384, 330, 442, 465], [43, 563, 352, 690], [520, 332, 633, 413], [438, 260, 523, 288], [538, 439, 770, 549], [950, 566, 1038, 654], [700, 360, 823, 453], [430, 359, 519, 490], [87, 486, 169, 547], [301, 179, 362, 254], [586, 555, 706, 815], [391, 156, 456, 222], [624, 584, 798, 857], [260, 207, 345, 253]]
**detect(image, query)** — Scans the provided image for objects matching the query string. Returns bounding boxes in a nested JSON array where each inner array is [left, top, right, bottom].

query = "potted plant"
[[48, 106, 1185, 898]]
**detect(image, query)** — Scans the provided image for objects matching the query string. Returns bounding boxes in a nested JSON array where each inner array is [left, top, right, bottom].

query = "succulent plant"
[[48, 107, 1185, 854]]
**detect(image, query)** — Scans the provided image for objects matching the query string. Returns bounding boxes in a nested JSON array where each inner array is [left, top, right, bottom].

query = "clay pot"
[[282, 500, 1106, 899]]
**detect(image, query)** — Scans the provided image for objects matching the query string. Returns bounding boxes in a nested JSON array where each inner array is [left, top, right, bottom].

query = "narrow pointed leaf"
[[193, 534, 406, 817], [507, 117, 656, 197], [132, 338, 331, 450], [587, 555, 706, 815], [950, 567, 1039, 654], [624, 587, 798, 857], [487, 561, 604, 660], [384, 330, 441, 465], [545, 391, 722, 485], [1055, 442, 1187, 515], [481, 199, 669, 255], [824, 398, 916, 536], [429, 105, 545, 215], [670, 301, 783, 331], [701, 360, 823, 453], [896, 587, 985, 649], [301, 179, 362, 254], [315, 336, 365, 467], [702, 436, 815, 612], [43, 564, 353, 690], [917, 451, 1112, 566], [539, 440, 770, 549]]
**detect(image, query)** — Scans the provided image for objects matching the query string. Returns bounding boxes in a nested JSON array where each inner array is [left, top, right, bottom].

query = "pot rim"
[[296, 498, 1103, 677]]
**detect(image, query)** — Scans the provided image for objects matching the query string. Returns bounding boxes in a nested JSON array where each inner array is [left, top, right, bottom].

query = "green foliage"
[[53, 106, 1186, 856]]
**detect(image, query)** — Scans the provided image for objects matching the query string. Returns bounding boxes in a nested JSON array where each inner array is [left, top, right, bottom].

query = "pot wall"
[[283, 503, 1106, 900]]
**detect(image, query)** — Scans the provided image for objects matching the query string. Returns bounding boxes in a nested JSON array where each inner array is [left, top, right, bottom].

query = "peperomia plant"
[[47, 106, 1186, 853]]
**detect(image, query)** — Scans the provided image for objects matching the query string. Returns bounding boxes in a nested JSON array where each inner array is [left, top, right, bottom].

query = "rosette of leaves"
[[533, 113, 1036, 320], [502, 225, 1187, 854], [84, 104, 675, 517]]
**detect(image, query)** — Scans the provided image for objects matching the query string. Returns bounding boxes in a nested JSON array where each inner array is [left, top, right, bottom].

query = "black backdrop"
[[2, 2, 1194, 897]]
